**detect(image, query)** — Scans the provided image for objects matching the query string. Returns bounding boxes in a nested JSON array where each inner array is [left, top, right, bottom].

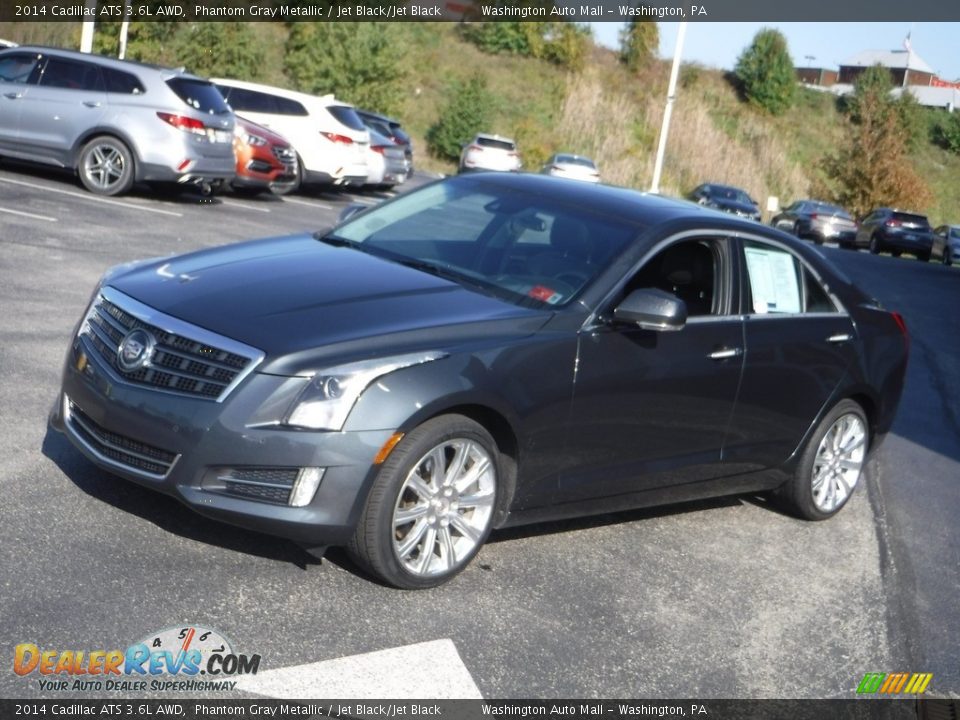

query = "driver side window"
[[623, 239, 723, 317]]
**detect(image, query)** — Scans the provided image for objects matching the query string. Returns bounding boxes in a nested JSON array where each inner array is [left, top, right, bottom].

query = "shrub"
[[426, 75, 494, 162], [734, 28, 795, 115]]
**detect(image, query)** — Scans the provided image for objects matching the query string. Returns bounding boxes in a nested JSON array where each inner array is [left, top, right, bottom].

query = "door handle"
[[709, 348, 742, 360], [82, 100, 102, 108], [3, 92, 22, 100], [827, 333, 852, 343]]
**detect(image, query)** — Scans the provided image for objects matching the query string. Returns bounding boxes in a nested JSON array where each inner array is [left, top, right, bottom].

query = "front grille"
[[211, 467, 298, 505], [67, 400, 178, 478], [272, 146, 297, 171], [80, 289, 260, 401]]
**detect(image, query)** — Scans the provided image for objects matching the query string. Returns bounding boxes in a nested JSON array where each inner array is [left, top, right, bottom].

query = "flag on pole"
[[903, 31, 912, 52]]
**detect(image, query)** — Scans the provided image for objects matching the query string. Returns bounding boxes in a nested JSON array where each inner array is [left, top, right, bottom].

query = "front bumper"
[[50, 336, 393, 546]]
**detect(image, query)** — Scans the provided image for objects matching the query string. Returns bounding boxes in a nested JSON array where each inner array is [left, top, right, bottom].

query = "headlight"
[[245, 133, 268, 147], [283, 351, 447, 431]]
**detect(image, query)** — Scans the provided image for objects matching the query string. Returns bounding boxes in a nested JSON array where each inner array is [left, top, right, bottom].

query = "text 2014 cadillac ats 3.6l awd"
[[51, 174, 908, 588]]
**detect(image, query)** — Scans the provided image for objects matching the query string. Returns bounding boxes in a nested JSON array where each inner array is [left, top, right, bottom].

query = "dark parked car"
[[771, 200, 858, 246], [688, 183, 761, 222], [51, 174, 908, 589], [356, 109, 413, 171], [933, 225, 960, 267], [855, 208, 935, 261]]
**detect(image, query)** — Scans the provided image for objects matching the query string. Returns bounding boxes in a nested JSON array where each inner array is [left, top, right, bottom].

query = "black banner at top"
[[4, 0, 960, 23]]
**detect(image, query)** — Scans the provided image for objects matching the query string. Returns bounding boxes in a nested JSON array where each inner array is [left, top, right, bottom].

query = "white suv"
[[459, 133, 521, 173], [213, 78, 369, 187]]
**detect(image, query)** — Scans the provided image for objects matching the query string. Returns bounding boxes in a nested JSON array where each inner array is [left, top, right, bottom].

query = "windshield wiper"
[[313, 231, 358, 248]]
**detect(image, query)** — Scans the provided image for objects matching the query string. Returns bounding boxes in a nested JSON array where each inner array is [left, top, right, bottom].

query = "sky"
[[591, 22, 960, 82]]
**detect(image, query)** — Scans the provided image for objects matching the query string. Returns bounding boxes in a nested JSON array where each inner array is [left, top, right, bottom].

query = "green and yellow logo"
[[856, 672, 932, 694]]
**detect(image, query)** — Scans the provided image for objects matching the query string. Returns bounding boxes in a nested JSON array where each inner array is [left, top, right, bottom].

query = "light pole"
[[649, 22, 687, 195]]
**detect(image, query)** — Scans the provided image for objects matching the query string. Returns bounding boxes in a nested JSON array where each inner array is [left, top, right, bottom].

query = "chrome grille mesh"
[[80, 291, 258, 401]]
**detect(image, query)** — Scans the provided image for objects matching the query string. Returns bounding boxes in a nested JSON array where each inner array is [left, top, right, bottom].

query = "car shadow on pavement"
[[41, 425, 323, 571]]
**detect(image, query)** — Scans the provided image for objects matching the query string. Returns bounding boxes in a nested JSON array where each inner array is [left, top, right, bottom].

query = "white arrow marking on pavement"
[[235, 639, 483, 699]]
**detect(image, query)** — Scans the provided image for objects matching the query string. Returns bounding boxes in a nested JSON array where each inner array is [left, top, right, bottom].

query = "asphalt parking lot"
[[0, 162, 957, 703]]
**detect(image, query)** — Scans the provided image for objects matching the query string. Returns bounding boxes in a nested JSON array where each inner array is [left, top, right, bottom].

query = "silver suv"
[[0, 46, 235, 196]]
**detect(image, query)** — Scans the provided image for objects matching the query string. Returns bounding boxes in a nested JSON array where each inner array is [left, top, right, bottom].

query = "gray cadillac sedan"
[[51, 173, 908, 588]]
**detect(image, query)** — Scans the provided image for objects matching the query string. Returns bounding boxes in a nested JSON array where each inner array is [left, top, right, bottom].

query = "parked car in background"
[[770, 200, 858, 246], [0, 46, 235, 196], [855, 208, 935, 261], [933, 225, 960, 267], [52, 173, 908, 589], [231, 116, 298, 196], [459, 133, 521, 173], [213, 78, 369, 188], [688, 183, 761, 222], [541, 153, 600, 183], [356, 109, 413, 171], [0, 39, 18, 49], [363, 127, 409, 190]]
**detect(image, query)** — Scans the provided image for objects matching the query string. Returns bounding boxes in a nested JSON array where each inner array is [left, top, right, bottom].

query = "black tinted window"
[[477, 137, 516, 151], [167, 77, 229, 114], [103, 67, 144, 95], [39, 57, 103, 91], [328, 105, 366, 131], [891, 212, 930, 227], [0, 53, 40, 84], [275, 96, 308, 116]]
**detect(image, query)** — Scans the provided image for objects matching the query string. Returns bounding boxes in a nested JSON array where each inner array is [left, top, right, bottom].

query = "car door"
[[0, 52, 42, 153], [557, 236, 745, 502], [17, 54, 107, 164], [722, 237, 859, 470]]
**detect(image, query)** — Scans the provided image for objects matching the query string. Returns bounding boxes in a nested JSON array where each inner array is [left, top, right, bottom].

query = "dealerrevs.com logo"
[[13, 625, 260, 692]]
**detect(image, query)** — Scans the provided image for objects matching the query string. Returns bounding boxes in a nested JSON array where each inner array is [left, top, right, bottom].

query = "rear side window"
[[218, 86, 307, 116], [328, 105, 366, 131], [477, 137, 516, 151], [743, 240, 837, 315], [39, 57, 104, 91], [0, 53, 41, 84], [103, 67, 144, 95], [167, 77, 230, 114]]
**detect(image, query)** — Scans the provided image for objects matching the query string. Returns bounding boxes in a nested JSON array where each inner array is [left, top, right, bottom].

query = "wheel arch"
[[69, 127, 140, 174]]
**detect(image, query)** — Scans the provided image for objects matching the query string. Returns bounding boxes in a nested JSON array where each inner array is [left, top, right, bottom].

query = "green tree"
[[283, 23, 406, 115], [619, 20, 658, 73], [171, 23, 264, 80], [460, 22, 589, 71], [934, 111, 960, 154], [822, 66, 931, 217], [426, 75, 494, 162], [734, 28, 795, 115]]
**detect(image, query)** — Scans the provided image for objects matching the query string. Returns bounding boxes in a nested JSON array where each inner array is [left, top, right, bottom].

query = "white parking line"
[[219, 198, 271, 213], [0, 206, 57, 222], [236, 639, 482, 699], [0, 177, 183, 217], [281, 197, 334, 210]]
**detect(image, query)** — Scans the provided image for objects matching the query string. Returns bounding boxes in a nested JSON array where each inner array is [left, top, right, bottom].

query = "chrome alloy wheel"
[[811, 413, 867, 513], [83, 143, 127, 192], [392, 438, 496, 577]]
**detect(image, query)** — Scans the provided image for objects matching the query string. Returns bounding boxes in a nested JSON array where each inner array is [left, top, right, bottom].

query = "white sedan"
[[541, 153, 600, 183]]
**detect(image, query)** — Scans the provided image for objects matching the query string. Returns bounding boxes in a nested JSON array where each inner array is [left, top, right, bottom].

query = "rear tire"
[[78, 136, 135, 196], [778, 399, 869, 521], [348, 415, 499, 589], [868, 235, 880, 254]]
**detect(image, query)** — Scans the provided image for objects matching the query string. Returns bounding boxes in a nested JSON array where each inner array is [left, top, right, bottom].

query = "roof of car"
[[212, 77, 353, 109], [6, 45, 206, 80], [458, 172, 760, 228]]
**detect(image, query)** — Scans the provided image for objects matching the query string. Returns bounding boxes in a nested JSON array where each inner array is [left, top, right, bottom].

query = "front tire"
[[348, 415, 499, 589], [778, 399, 869, 521], [78, 136, 135, 196]]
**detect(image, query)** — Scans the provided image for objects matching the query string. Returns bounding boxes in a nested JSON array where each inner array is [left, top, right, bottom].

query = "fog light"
[[289, 467, 324, 507]]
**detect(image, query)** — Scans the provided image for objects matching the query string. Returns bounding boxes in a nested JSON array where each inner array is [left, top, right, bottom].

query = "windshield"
[[555, 155, 596, 169], [713, 186, 752, 204], [332, 177, 640, 308]]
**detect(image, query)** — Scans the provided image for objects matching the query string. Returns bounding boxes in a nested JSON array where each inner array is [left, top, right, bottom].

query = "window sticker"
[[744, 246, 801, 314]]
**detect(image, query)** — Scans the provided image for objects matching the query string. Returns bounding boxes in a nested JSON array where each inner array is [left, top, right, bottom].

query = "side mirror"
[[338, 203, 368, 224], [613, 289, 687, 331]]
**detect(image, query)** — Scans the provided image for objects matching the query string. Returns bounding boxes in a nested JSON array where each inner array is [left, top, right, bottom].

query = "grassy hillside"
[[5, 21, 959, 223]]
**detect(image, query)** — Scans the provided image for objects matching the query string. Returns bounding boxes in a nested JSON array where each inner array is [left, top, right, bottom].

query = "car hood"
[[107, 235, 550, 375]]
